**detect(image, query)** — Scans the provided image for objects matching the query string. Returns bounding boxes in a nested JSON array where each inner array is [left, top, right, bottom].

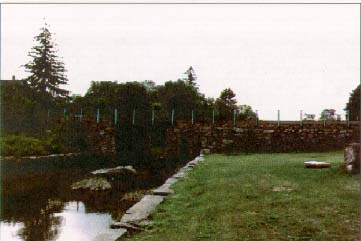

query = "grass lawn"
[[124, 152, 360, 241]]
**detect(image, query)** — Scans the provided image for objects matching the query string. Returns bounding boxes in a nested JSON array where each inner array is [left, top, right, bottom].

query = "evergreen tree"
[[24, 23, 69, 106], [184, 66, 197, 87], [345, 85, 360, 121]]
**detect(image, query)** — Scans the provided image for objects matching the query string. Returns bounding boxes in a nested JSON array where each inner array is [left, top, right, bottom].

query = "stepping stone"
[[304, 161, 331, 168], [152, 184, 174, 196], [121, 195, 164, 224], [93, 228, 127, 241]]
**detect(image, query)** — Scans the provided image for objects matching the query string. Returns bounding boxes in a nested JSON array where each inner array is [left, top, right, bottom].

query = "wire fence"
[[2, 106, 356, 138]]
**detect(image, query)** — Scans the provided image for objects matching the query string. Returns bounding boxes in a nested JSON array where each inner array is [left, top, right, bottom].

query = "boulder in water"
[[71, 177, 111, 191]]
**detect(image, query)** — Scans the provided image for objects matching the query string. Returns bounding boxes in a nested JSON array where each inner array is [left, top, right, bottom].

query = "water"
[[1, 202, 112, 241], [1, 162, 165, 241]]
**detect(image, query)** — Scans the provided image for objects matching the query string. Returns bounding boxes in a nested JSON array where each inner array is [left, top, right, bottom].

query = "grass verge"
[[124, 152, 359, 241]]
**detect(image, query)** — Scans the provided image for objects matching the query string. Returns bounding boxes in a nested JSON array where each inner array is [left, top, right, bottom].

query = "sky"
[[1, 4, 360, 120]]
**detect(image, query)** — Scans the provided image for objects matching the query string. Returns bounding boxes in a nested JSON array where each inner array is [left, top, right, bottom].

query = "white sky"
[[1, 4, 360, 120]]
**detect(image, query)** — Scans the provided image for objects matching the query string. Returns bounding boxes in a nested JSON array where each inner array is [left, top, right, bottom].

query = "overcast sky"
[[1, 4, 360, 120]]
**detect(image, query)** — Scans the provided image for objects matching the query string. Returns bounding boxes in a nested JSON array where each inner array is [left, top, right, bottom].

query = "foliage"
[[215, 88, 238, 120], [126, 152, 359, 241], [320, 109, 337, 120], [184, 66, 198, 88], [345, 85, 360, 121], [154, 80, 202, 120], [237, 104, 257, 120], [1, 135, 49, 157], [24, 23, 69, 107]]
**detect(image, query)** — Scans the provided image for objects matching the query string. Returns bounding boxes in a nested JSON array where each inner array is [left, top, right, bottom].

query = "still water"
[[1, 202, 113, 241], [1, 163, 163, 241]]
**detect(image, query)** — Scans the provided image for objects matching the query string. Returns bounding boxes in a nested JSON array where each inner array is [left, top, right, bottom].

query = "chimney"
[[12, 75, 15, 80]]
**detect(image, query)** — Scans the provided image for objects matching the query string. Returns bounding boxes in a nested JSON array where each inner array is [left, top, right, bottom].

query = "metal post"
[[191, 109, 194, 125], [96, 108, 100, 123], [132, 109, 136, 125], [277, 109, 280, 126], [346, 110, 350, 128], [152, 109, 155, 126], [323, 118, 326, 127], [63, 108, 66, 118], [171, 109, 174, 126], [233, 109, 236, 127], [212, 109, 215, 125], [114, 108, 118, 125], [256, 110, 258, 126]]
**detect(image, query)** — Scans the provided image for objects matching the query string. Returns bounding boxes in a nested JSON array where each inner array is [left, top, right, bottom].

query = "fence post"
[[256, 110, 258, 126], [233, 109, 237, 127], [114, 108, 118, 125], [191, 109, 194, 125], [277, 110, 280, 127], [132, 109, 136, 125], [212, 109, 215, 125], [345, 110, 349, 128], [171, 109, 174, 126], [80, 108, 83, 122], [152, 109, 155, 126], [96, 108, 100, 123]]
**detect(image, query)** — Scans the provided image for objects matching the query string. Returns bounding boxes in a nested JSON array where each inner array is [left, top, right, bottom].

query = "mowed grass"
[[124, 152, 360, 241]]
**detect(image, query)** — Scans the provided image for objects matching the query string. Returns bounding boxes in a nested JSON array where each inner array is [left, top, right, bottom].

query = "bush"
[[1, 135, 49, 157]]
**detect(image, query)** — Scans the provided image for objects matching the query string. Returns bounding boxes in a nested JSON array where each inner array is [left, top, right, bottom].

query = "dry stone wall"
[[168, 121, 359, 153], [82, 120, 360, 156]]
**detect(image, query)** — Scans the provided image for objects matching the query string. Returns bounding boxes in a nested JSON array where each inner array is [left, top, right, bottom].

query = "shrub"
[[1, 135, 49, 157]]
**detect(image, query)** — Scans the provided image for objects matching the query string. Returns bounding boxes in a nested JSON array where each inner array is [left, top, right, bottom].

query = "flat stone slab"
[[164, 177, 178, 185], [152, 184, 174, 196], [121, 195, 164, 224], [93, 228, 127, 241], [173, 172, 186, 179], [111, 221, 143, 231], [304, 161, 331, 168], [91, 165, 136, 175]]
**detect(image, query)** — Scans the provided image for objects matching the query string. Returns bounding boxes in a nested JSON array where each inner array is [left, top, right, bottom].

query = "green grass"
[[124, 152, 360, 241]]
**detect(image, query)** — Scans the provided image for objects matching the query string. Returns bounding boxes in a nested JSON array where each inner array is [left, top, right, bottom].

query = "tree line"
[[2, 23, 257, 137]]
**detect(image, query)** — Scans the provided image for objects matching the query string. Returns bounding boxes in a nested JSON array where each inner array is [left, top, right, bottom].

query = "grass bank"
[[124, 152, 359, 240]]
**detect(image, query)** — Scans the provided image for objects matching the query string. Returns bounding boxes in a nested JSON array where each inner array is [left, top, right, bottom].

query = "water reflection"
[[54, 202, 113, 241], [1, 168, 123, 241], [1, 201, 113, 241], [1, 164, 166, 241]]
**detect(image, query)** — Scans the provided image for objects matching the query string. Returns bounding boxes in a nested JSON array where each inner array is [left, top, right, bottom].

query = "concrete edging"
[[93, 153, 205, 241]]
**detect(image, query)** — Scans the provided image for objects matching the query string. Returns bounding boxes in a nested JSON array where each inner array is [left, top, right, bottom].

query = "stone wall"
[[81, 119, 115, 156], [81, 120, 360, 157], [168, 120, 360, 153]]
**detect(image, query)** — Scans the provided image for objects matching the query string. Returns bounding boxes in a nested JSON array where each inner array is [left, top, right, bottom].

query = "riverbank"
[[123, 152, 359, 240]]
